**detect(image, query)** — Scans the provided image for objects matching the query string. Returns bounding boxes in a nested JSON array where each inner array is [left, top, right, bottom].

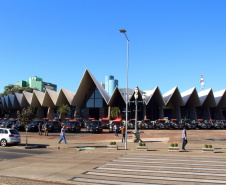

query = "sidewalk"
[[15, 129, 226, 156]]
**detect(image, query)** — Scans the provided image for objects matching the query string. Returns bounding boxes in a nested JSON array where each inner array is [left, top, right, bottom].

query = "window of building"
[[86, 88, 103, 108]]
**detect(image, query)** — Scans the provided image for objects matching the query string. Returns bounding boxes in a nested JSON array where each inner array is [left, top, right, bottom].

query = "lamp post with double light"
[[119, 29, 129, 150], [129, 86, 146, 142]]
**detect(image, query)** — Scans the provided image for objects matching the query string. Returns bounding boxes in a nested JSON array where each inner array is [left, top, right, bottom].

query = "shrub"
[[174, 143, 178, 147], [142, 143, 146, 146], [208, 144, 212, 148], [139, 142, 142, 146], [170, 143, 174, 147], [110, 141, 116, 145], [204, 144, 208, 148]]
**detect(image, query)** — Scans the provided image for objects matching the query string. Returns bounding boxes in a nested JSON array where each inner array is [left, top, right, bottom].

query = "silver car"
[[0, 128, 21, 147]]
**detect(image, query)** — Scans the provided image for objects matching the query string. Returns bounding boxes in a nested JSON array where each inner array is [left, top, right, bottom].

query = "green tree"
[[57, 104, 70, 120], [0, 84, 38, 97], [111, 107, 121, 119], [17, 106, 35, 126]]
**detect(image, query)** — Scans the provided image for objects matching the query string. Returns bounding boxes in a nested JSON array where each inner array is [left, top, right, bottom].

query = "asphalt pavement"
[[1, 128, 226, 184]]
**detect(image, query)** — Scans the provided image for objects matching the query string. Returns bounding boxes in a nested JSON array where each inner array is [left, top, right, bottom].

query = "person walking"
[[182, 127, 187, 150], [58, 125, 67, 144], [38, 122, 42, 135], [120, 125, 125, 143], [45, 122, 49, 136]]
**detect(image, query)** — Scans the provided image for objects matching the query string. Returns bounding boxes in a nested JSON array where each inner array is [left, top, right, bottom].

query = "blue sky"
[[0, 0, 226, 95]]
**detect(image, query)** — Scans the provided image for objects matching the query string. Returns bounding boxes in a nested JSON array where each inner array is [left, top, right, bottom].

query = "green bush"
[[139, 142, 142, 146], [208, 144, 212, 148], [170, 143, 174, 147], [204, 144, 208, 148], [174, 143, 178, 147], [142, 143, 146, 146], [110, 141, 116, 145]]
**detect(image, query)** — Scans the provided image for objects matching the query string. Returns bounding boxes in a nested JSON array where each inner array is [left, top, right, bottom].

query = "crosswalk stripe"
[[86, 172, 226, 184], [106, 163, 226, 172], [72, 177, 159, 185], [123, 154, 226, 161], [97, 167, 226, 177], [118, 157, 226, 164], [113, 159, 226, 167]]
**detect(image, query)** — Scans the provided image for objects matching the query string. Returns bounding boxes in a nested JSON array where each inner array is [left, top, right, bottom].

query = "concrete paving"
[[0, 129, 226, 184]]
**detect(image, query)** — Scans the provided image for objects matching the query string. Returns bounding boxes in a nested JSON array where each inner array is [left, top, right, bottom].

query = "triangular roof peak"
[[56, 88, 75, 106], [214, 90, 226, 107], [142, 86, 164, 105], [181, 87, 201, 106], [23, 91, 33, 105], [198, 88, 216, 107], [31, 90, 45, 107], [72, 69, 110, 107]]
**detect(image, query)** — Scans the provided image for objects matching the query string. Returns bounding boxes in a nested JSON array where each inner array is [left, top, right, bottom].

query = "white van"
[[0, 128, 21, 147]]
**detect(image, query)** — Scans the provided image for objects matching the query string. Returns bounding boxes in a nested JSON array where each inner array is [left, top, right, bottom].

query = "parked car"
[[83, 118, 95, 128], [204, 120, 212, 129], [197, 119, 207, 129], [42, 120, 61, 132], [141, 119, 155, 129], [26, 120, 44, 132], [155, 119, 170, 129], [65, 120, 81, 132], [128, 119, 135, 129], [210, 120, 222, 129], [86, 120, 103, 133], [185, 119, 197, 129], [0, 128, 21, 147], [76, 118, 85, 128], [109, 118, 123, 133], [11, 122, 25, 131], [3, 119, 17, 128], [101, 118, 110, 129], [170, 119, 181, 129]]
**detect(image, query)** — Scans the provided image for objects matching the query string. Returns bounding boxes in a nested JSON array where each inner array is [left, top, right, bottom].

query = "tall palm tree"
[[57, 104, 70, 120], [111, 107, 121, 119]]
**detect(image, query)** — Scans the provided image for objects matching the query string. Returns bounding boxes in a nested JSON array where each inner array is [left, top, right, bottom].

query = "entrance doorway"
[[89, 108, 99, 120]]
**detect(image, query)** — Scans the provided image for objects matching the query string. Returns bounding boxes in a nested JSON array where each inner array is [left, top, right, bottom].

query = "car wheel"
[[1, 139, 7, 147]]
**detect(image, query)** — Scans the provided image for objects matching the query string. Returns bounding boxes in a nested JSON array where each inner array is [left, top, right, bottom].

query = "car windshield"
[[69, 121, 79, 126], [48, 121, 58, 126], [102, 120, 109, 124], [159, 120, 165, 123], [10, 129, 19, 135], [88, 122, 99, 127]]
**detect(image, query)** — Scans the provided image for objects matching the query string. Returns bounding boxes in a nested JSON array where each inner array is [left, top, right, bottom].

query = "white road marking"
[[73, 177, 158, 184], [106, 163, 226, 172], [113, 159, 226, 167], [86, 172, 226, 184], [118, 157, 226, 164], [97, 167, 226, 177]]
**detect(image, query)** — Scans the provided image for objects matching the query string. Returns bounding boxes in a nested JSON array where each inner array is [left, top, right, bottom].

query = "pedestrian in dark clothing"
[[58, 125, 67, 144], [45, 122, 49, 136], [38, 122, 42, 135], [114, 124, 119, 137], [120, 126, 125, 143], [182, 127, 187, 150]]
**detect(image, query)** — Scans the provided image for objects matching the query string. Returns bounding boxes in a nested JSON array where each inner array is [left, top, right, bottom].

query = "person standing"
[[38, 122, 42, 135], [120, 126, 125, 143], [45, 122, 49, 136], [182, 127, 187, 150], [58, 125, 67, 144], [114, 124, 118, 137]]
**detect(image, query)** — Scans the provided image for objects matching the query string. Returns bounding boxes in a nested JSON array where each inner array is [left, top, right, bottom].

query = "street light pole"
[[119, 29, 129, 150]]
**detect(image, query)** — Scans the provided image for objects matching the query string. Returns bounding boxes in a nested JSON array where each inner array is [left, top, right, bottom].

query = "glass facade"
[[86, 88, 103, 108]]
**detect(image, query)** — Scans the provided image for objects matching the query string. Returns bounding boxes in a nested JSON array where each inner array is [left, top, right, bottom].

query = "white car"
[[0, 128, 21, 147]]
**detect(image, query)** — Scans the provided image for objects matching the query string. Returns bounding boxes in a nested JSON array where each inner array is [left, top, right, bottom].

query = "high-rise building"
[[16, 76, 57, 92]]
